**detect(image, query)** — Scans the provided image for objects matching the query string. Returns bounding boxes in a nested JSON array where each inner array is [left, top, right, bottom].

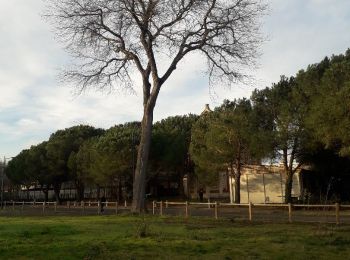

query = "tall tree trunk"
[[284, 171, 293, 203], [283, 145, 297, 204], [132, 105, 154, 213], [234, 173, 241, 204], [234, 145, 242, 204], [234, 159, 242, 204]]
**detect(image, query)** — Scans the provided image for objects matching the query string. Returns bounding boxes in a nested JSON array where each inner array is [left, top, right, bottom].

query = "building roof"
[[201, 104, 212, 115]]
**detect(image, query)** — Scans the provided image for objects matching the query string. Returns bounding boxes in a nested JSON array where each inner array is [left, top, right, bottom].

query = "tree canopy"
[[150, 114, 198, 196], [190, 99, 265, 203], [80, 122, 140, 200], [41, 125, 103, 201], [305, 51, 350, 156]]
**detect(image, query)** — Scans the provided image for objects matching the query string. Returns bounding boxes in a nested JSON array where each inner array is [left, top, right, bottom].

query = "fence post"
[[67, 201, 71, 209], [185, 201, 189, 218], [208, 198, 211, 209], [98, 201, 101, 215], [12, 201, 15, 211], [288, 203, 292, 223], [214, 201, 218, 220], [124, 200, 127, 208], [335, 203, 340, 225], [54, 201, 57, 213], [22, 201, 24, 212], [89, 201, 91, 207], [115, 201, 118, 215], [42, 201, 45, 214], [73, 201, 76, 207], [82, 201, 85, 214], [160, 201, 163, 216], [249, 202, 253, 221], [166, 200, 168, 208], [152, 201, 156, 215]]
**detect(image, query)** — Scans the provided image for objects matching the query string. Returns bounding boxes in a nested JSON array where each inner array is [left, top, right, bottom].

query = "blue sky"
[[1, 0, 350, 158]]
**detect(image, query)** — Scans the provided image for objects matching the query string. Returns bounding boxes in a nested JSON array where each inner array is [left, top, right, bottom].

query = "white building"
[[228, 165, 301, 204], [185, 165, 302, 204]]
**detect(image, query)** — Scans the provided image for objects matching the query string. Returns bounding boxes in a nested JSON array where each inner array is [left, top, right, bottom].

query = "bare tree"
[[45, 0, 267, 212]]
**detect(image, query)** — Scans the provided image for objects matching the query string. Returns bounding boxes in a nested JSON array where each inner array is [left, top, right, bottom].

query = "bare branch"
[[45, 0, 266, 95]]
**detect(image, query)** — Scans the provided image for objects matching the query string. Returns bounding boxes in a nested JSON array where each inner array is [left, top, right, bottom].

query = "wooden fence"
[[1, 200, 350, 224], [0, 200, 130, 215], [152, 200, 350, 225]]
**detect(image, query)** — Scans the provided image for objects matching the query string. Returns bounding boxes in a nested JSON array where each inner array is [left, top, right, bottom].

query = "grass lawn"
[[0, 215, 349, 259]]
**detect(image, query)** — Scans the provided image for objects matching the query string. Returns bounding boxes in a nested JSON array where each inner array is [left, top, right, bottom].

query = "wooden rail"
[[151, 200, 349, 224], [1, 200, 129, 215], [1, 200, 348, 224]]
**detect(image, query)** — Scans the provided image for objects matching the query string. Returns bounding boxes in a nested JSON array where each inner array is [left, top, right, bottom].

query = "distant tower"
[[201, 104, 212, 115]]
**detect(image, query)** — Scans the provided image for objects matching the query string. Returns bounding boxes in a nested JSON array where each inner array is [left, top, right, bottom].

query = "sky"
[[1, 0, 350, 158]]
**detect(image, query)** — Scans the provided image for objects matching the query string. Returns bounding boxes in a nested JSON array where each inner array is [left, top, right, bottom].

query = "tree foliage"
[[190, 99, 264, 203], [6, 150, 31, 187], [46, 125, 104, 201], [150, 115, 198, 196], [81, 122, 140, 200], [305, 50, 350, 156], [251, 76, 310, 203]]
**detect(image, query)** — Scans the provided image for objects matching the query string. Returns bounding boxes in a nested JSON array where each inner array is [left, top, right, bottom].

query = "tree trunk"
[[53, 183, 61, 203], [75, 180, 84, 202], [178, 171, 185, 198], [26, 187, 30, 201], [96, 185, 101, 200], [284, 172, 294, 203], [234, 146, 242, 204], [118, 178, 122, 202], [234, 173, 241, 204], [132, 106, 154, 213], [42, 188, 49, 202]]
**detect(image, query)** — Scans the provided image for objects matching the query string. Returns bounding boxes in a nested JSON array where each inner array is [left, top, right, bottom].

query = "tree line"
[[191, 49, 350, 203], [6, 116, 198, 203], [6, 49, 350, 204]]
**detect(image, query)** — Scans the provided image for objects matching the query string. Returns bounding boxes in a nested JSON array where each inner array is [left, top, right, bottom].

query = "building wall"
[[230, 165, 301, 204], [187, 165, 301, 203]]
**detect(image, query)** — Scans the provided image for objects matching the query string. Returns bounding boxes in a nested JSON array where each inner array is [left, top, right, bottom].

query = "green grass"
[[0, 215, 349, 259]]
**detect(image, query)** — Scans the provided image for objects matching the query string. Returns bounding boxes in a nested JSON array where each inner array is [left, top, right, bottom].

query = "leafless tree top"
[[45, 0, 266, 93]]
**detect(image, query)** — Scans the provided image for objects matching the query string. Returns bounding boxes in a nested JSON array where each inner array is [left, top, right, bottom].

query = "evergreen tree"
[[191, 99, 261, 203]]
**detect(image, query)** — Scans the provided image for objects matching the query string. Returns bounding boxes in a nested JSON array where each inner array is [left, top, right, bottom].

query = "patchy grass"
[[0, 215, 349, 259]]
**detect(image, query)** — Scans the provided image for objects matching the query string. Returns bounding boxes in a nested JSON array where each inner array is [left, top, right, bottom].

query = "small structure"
[[228, 165, 301, 204], [201, 104, 212, 114], [184, 164, 302, 203]]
